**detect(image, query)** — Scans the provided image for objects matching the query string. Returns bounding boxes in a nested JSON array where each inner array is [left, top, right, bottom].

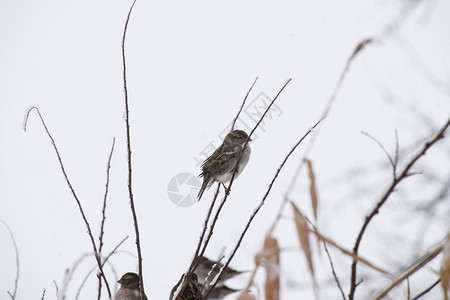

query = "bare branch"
[[23, 107, 112, 297], [231, 76, 258, 131], [41, 289, 46, 300], [349, 116, 450, 299], [361, 131, 395, 169], [121, 0, 145, 298], [361, 131, 397, 180], [323, 238, 346, 300], [1, 220, 19, 300]]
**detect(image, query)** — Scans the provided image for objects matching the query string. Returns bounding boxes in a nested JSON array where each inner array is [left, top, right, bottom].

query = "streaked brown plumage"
[[198, 130, 251, 201]]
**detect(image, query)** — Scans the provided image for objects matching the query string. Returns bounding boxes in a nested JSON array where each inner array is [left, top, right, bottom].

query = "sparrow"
[[195, 256, 244, 286], [115, 272, 148, 300], [198, 130, 252, 201]]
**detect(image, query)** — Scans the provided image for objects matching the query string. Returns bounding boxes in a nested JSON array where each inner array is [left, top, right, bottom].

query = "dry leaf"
[[304, 159, 319, 221], [441, 234, 450, 300], [263, 237, 280, 300], [291, 201, 319, 299]]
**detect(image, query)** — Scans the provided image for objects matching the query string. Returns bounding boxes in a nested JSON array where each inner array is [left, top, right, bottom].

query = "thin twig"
[[121, 0, 145, 298], [350, 116, 450, 300], [1, 220, 19, 300], [302, 217, 346, 300], [204, 118, 322, 298], [231, 76, 258, 131], [41, 289, 46, 300], [99, 138, 115, 254], [98, 137, 115, 300], [23, 107, 112, 297], [394, 129, 399, 174], [361, 131, 397, 180], [412, 279, 441, 300], [323, 240, 346, 300], [188, 184, 221, 274]]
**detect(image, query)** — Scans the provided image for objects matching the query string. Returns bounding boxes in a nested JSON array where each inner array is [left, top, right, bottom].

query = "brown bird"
[[198, 130, 252, 201], [115, 272, 147, 300]]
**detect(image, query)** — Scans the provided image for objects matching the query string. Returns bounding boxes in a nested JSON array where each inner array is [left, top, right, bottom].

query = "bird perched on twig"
[[198, 130, 252, 201], [115, 272, 147, 300]]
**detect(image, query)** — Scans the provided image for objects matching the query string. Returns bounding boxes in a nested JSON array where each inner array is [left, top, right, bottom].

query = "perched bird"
[[115, 272, 147, 300], [195, 256, 244, 286], [198, 130, 252, 201]]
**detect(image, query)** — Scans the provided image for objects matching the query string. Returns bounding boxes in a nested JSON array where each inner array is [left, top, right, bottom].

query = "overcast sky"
[[1, 0, 449, 299]]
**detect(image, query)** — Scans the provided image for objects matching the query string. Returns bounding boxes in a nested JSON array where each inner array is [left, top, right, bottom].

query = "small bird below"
[[115, 272, 147, 300], [198, 130, 252, 201]]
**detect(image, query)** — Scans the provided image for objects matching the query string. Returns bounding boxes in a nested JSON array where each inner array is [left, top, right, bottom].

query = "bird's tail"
[[197, 176, 210, 201]]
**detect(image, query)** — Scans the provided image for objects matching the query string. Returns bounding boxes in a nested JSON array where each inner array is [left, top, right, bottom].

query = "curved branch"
[[349, 116, 450, 299]]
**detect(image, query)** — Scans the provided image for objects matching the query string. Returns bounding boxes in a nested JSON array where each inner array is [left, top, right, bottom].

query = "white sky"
[[1, 0, 449, 299]]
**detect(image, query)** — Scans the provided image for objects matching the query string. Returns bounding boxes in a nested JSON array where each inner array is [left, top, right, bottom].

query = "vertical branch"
[[97, 138, 116, 300], [121, 0, 145, 298], [23, 107, 112, 298], [1, 220, 19, 300]]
